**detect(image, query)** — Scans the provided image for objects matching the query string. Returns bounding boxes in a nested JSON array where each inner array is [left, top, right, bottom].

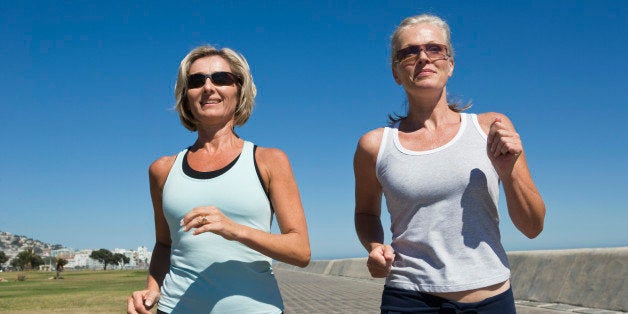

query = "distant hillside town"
[[0, 231, 151, 270]]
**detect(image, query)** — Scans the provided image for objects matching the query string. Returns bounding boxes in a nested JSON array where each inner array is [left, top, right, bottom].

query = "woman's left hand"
[[487, 117, 522, 177], [180, 206, 241, 240], [482, 113, 545, 238]]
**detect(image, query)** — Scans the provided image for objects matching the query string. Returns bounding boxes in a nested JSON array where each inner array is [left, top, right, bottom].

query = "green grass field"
[[0, 269, 151, 313]]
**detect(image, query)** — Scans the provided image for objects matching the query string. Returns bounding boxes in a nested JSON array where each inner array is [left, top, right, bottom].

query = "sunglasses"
[[395, 43, 450, 65], [187, 72, 242, 89]]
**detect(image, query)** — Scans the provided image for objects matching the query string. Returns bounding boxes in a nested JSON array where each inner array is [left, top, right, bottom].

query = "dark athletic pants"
[[380, 285, 516, 314]]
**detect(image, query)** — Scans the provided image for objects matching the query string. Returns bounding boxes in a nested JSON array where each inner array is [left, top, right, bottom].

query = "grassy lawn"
[[0, 269, 152, 313]]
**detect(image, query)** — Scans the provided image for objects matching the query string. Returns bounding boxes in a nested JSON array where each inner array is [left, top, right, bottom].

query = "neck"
[[402, 87, 457, 131], [193, 122, 241, 152]]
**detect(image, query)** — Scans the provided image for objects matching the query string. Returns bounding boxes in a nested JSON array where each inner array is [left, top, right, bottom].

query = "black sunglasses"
[[187, 72, 242, 89]]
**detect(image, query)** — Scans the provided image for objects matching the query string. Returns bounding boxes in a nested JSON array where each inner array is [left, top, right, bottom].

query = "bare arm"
[[181, 148, 310, 267], [354, 129, 385, 251], [128, 156, 174, 314], [479, 112, 546, 238], [354, 129, 395, 277]]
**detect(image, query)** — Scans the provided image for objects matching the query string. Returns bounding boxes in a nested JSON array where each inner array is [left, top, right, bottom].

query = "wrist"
[[369, 243, 385, 252], [146, 282, 160, 292], [230, 224, 248, 242]]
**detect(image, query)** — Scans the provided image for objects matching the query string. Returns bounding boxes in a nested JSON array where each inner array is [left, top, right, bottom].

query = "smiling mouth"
[[201, 99, 221, 106]]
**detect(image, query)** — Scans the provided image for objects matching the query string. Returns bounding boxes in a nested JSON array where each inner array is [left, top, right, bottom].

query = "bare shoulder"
[[356, 128, 385, 156], [255, 146, 290, 168], [149, 155, 176, 184], [254, 146, 294, 191]]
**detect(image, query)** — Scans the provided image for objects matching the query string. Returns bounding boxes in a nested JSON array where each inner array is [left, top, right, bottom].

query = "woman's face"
[[186, 56, 240, 128], [392, 23, 454, 92]]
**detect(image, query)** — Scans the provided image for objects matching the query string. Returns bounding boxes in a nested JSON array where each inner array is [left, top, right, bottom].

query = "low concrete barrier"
[[508, 247, 627, 312], [274, 247, 627, 312], [274, 257, 376, 280]]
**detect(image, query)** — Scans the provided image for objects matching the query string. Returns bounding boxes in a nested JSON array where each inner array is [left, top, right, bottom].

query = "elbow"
[[522, 221, 544, 239], [295, 260, 310, 268], [515, 203, 546, 239], [295, 248, 311, 268], [526, 205, 546, 239], [282, 243, 310, 268], [524, 227, 543, 239]]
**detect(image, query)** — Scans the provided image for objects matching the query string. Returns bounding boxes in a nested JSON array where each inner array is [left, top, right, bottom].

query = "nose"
[[202, 77, 216, 91], [416, 48, 430, 64]]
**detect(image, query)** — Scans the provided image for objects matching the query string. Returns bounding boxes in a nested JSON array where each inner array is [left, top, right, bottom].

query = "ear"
[[447, 58, 455, 77], [392, 66, 402, 85]]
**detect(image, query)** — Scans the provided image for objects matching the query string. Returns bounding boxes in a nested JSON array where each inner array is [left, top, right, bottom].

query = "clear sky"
[[1, 1, 626, 259]]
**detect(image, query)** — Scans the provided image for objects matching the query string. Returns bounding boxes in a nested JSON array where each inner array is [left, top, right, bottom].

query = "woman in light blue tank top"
[[127, 45, 310, 314], [354, 14, 546, 313]]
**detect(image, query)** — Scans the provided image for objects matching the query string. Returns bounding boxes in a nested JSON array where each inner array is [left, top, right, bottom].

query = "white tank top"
[[376, 113, 510, 293]]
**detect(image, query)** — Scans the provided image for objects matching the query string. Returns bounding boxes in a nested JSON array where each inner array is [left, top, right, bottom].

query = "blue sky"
[[1, 1, 626, 259]]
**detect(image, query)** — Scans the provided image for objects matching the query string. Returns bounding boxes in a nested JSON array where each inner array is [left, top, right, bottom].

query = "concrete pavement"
[[274, 248, 627, 313], [274, 269, 624, 314]]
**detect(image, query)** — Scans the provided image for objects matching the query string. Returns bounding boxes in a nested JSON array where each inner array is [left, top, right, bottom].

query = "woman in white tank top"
[[354, 14, 546, 313]]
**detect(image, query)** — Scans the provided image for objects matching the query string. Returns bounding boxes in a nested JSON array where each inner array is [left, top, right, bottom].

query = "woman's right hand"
[[127, 289, 160, 314], [366, 244, 395, 278]]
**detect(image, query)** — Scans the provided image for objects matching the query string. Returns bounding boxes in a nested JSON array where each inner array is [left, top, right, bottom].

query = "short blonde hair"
[[390, 14, 454, 66], [388, 14, 470, 124], [174, 45, 257, 131]]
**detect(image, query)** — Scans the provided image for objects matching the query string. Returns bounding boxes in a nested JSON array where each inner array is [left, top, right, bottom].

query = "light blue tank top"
[[376, 113, 510, 293], [158, 141, 283, 313]]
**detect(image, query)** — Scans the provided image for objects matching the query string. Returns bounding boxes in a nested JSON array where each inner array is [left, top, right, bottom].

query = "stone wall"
[[274, 247, 627, 312]]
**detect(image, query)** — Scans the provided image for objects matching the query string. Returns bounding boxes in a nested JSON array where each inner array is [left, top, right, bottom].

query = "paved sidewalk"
[[274, 269, 623, 314]]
